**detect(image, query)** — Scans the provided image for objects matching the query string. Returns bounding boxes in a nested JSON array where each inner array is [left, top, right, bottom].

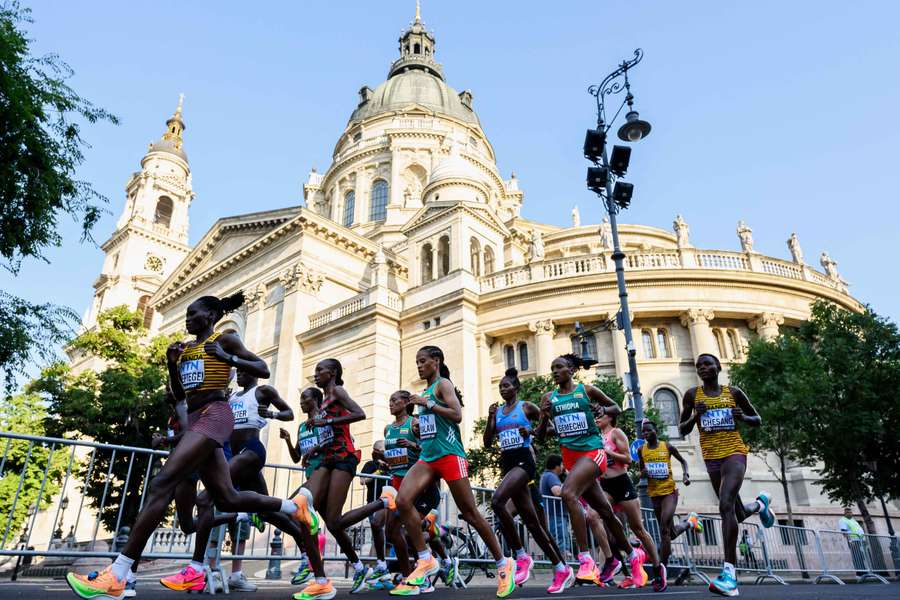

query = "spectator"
[[838, 507, 867, 576], [738, 529, 758, 570], [539, 454, 569, 556]]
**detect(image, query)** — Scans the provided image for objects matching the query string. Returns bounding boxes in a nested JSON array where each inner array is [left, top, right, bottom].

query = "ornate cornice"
[[748, 312, 784, 331], [528, 319, 555, 336], [680, 309, 716, 327], [280, 261, 325, 293]]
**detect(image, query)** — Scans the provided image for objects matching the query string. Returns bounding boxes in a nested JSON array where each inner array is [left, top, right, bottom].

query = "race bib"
[[299, 434, 317, 455], [554, 412, 588, 437], [700, 408, 735, 432], [230, 399, 248, 425], [179, 359, 204, 390], [317, 425, 334, 445], [419, 414, 437, 440], [499, 428, 525, 450], [646, 462, 670, 479], [384, 447, 408, 468]]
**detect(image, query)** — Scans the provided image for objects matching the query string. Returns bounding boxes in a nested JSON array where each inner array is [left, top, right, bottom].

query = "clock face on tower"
[[145, 254, 164, 273]]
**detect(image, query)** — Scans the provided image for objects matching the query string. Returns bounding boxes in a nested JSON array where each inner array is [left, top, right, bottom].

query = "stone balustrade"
[[308, 287, 402, 329]]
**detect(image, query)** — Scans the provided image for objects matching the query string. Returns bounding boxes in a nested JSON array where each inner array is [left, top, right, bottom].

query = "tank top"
[[384, 416, 420, 476], [494, 400, 532, 452], [602, 428, 626, 472], [178, 332, 231, 394], [297, 420, 322, 470], [640, 442, 676, 497], [418, 377, 465, 462], [696, 385, 748, 460], [319, 397, 356, 460], [230, 386, 268, 430], [549, 383, 603, 451]]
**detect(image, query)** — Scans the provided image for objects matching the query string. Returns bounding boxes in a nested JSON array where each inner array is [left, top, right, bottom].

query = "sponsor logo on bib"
[[554, 412, 588, 437], [499, 428, 525, 450], [384, 447, 409, 468], [647, 461, 670, 479], [180, 359, 204, 390], [419, 414, 437, 440], [700, 408, 735, 432]]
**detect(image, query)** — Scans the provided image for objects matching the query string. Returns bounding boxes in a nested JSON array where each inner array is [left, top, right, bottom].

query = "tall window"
[[728, 330, 742, 358], [137, 295, 153, 329], [484, 246, 495, 275], [642, 329, 656, 359], [439, 236, 450, 277], [154, 197, 173, 227], [470, 237, 481, 275], [653, 388, 680, 436], [504, 345, 515, 369], [421, 243, 434, 284], [570, 332, 598, 362], [343, 191, 355, 227], [657, 329, 672, 358], [369, 180, 388, 222], [713, 329, 727, 358], [518, 342, 529, 371]]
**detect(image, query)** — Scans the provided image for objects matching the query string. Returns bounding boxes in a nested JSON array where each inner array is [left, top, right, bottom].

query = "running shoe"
[[598, 556, 622, 584], [228, 572, 258, 592], [249, 513, 265, 533], [123, 580, 136, 598], [496, 558, 516, 598], [617, 576, 636, 589], [367, 565, 391, 584], [292, 562, 313, 585], [293, 580, 337, 600], [686, 512, 703, 533], [514, 553, 533, 586], [350, 567, 372, 594], [442, 557, 459, 587], [402, 556, 439, 587], [419, 581, 435, 594], [380, 485, 398, 511], [292, 488, 320, 534], [67, 567, 127, 600], [423, 509, 441, 540], [652, 563, 667, 592], [575, 554, 597, 582], [390, 584, 420, 596], [159, 565, 205, 592], [547, 565, 575, 594], [628, 547, 648, 587], [709, 570, 739, 597], [756, 491, 776, 529]]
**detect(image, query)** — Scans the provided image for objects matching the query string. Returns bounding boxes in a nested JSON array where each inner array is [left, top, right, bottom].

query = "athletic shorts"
[[419, 455, 468, 482], [500, 447, 537, 480], [388, 475, 441, 517], [233, 437, 267, 464], [600, 472, 639, 505], [650, 490, 678, 512], [317, 453, 360, 474], [704, 452, 747, 475], [561, 446, 607, 474], [188, 400, 234, 447]]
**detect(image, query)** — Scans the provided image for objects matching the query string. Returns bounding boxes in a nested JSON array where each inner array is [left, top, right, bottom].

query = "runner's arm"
[[667, 441, 690, 484], [328, 386, 366, 425], [730, 386, 762, 427], [608, 428, 632, 465], [410, 379, 462, 423], [679, 388, 698, 436], [212, 333, 270, 378], [535, 392, 553, 441], [584, 384, 621, 417], [483, 403, 498, 447], [280, 428, 302, 463]]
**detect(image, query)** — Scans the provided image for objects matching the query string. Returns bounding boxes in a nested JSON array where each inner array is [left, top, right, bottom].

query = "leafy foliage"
[[28, 306, 181, 531]]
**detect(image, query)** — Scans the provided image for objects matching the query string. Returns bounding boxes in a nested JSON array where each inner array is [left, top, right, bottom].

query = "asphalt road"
[[0, 578, 896, 600]]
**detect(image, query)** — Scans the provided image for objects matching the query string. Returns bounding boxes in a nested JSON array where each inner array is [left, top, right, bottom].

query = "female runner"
[[483, 368, 573, 593]]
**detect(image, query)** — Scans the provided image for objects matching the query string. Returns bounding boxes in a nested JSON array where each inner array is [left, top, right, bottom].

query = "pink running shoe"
[[598, 557, 621, 584], [514, 554, 533, 586], [160, 565, 205, 592], [547, 565, 575, 594], [318, 531, 327, 555], [628, 547, 648, 587], [575, 555, 597, 582]]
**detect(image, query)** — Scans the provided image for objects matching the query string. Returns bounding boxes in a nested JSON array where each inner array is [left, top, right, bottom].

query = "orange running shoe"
[[293, 580, 336, 600], [159, 565, 206, 592], [402, 555, 439, 587], [496, 558, 516, 598], [292, 487, 320, 534], [66, 566, 126, 599], [380, 486, 398, 511]]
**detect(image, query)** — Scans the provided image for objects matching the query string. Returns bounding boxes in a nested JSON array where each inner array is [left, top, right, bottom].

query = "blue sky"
[[5, 1, 900, 363]]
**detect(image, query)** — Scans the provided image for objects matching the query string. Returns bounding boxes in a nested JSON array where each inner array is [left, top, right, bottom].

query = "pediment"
[[401, 201, 510, 238]]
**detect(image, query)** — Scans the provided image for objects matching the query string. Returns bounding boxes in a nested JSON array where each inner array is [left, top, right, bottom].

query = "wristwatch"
[[228, 354, 238, 366], [426, 399, 436, 410], [326, 417, 334, 425]]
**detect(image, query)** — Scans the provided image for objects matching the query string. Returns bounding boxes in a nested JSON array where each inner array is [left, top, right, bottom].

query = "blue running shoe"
[[709, 570, 739, 597], [756, 491, 776, 528]]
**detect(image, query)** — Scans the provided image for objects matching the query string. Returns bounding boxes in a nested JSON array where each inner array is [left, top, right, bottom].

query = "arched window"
[[484, 246, 495, 275], [518, 342, 529, 371], [438, 236, 450, 277], [504, 345, 515, 369], [343, 191, 355, 227], [713, 329, 727, 358], [154, 196, 173, 228], [414, 43, 421, 54], [137, 295, 153, 329], [642, 329, 656, 359], [729, 330, 743, 358], [369, 180, 388, 222], [657, 329, 672, 358], [421, 243, 434, 284], [570, 332, 598, 362], [469, 237, 481, 276], [725, 329, 737, 359], [653, 388, 681, 436]]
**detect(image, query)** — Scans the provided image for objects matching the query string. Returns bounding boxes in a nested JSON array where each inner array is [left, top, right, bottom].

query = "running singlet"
[[384, 416, 420, 476], [418, 378, 465, 462], [230, 386, 268, 430], [178, 332, 231, 393], [494, 400, 532, 451], [297, 420, 322, 471], [640, 442, 676, 497], [602, 429, 626, 471], [550, 383, 603, 451], [696, 385, 748, 460], [319, 398, 356, 460]]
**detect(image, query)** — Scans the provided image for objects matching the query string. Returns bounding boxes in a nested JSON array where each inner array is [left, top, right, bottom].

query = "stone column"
[[680, 309, 717, 358], [749, 312, 784, 341], [477, 332, 494, 422], [242, 283, 266, 352], [611, 327, 629, 381], [431, 244, 439, 281], [529, 319, 555, 376]]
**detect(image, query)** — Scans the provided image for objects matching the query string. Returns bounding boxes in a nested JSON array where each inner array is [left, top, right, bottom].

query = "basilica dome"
[[349, 69, 479, 126]]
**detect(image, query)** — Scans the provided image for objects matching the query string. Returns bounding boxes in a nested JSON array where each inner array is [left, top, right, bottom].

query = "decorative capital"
[[245, 283, 266, 310], [680, 308, 715, 328], [529, 319, 555, 335], [748, 312, 784, 331], [281, 262, 325, 293]]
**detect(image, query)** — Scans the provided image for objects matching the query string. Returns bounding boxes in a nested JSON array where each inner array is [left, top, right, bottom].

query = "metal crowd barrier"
[[0, 431, 896, 589]]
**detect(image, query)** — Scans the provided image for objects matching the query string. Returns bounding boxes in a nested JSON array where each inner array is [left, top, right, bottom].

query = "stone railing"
[[697, 251, 751, 270], [336, 135, 390, 161], [308, 287, 402, 329]]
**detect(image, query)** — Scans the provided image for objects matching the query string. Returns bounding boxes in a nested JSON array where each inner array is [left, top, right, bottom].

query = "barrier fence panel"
[[817, 529, 890, 584], [757, 524, 815, 583]]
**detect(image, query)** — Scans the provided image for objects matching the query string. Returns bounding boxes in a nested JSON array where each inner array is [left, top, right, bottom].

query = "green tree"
[[0, 1, 118, 390], [28, 306, 179, 531], [0, 393, 68, 547]]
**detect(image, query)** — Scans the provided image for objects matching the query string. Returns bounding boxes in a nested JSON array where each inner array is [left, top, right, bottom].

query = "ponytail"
[[195, 291, 245, 323], [558, 352, 587, 371], [419, 345, 464, 406]]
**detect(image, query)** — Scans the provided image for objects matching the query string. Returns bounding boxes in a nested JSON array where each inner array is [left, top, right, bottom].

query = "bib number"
[[317, 426, 334, 445], [384, 447, 408, 468], [499, 428, 525, 450], [700, 408, 735, 432], [646, 462, 669, 479], [554, 413, 588, 437], [419, 414, 437, 440], [230, 400, 248, 425], [299, 434, 317, 455], [180, 359, 204, 390]]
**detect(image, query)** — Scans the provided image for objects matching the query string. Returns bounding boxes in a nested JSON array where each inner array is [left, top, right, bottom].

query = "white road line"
[[516, 591, 702, 600]]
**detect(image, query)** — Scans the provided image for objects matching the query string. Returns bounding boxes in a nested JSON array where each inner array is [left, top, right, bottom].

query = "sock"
[[555, 562, 568, 573], [496, 557, 508, 568], [723, 562, 735, 578], [281, 499, 298, 513], [352, 561, 364, 572], [417, 549, 432, 562], [232, 570, 242, 577], [110, 555, 135, 582], [126, 571, 137, 584], [515, 548, 527, 559], [189, 561, 204, 573], [578, 551, 591, 563], [316, 577, 329, 585], [755, 499, 765, 513], [376, 560, 387, 570]]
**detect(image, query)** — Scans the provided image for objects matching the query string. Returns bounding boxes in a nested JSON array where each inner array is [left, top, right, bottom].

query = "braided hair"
[[558, 352, 589, 371]]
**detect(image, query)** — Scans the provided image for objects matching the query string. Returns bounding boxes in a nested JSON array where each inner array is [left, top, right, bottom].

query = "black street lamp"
[[585, 49, 652, 503]]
